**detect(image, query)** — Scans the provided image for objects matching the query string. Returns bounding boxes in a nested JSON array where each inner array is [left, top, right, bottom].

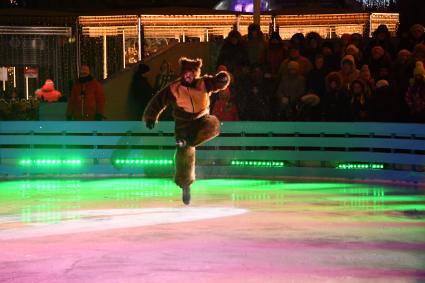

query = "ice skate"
[[176, 139, 187, 148], [182, 186, 191, 205]]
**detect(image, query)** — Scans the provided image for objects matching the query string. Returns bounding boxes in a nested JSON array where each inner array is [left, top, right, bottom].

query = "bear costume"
[[143, 57, 230, 205]]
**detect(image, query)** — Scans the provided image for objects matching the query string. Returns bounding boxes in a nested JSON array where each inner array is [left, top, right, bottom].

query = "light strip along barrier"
[[231, 160, 285, 167], [337, 163, 385, 170], [114, 159, 173, 166], [20, 159, 82, 166]]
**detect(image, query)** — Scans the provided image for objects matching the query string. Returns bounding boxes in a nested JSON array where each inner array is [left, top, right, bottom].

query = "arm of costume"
[[95, 81, 106, 118], [142, 85, 173, 122], [204, 71, 231, 93]]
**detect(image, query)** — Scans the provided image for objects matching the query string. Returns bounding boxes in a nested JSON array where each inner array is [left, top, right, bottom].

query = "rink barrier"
[[0, 121, 424, 184]]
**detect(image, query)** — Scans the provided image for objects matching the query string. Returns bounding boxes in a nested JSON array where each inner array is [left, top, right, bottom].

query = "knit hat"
[[376, 80, 390, 89], [410, 24, 425, 34], [360, 64, 370, 73], [413, 61, 425, 78], [372, 46, 385, 58], [398, 49, 412, 58], [44, 79, 54, 86], [341, 54, 355, 66], [287, 60, 300, 71], [346, 44, 359, 55]]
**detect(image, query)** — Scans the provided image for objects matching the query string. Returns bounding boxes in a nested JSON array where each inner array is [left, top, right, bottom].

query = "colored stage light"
[[230, 160, 285, 167], [336, 163, 384, 170], [113, 159, 174, 166], [19, 159, 82, 166]]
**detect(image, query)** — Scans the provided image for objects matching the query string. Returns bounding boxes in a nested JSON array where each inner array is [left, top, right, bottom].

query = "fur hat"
[[372, 46, 385, 58], [410, 24, 425, 34], [376, 80, 390, 89], [179, 57, 202, 76], [346, 44, 359, 55], [326, 71, 343, 90], [413, 61, 425, 78], [413, 43, 425, 58], [398, 49, 412, 58], [341, 54, 355, 66], [287, 60, 300, 71], [360, 64, 370, 73]]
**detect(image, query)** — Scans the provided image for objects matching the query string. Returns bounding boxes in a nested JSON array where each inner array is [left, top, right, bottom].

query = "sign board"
[[24, 67, 38, 78], [0, 67, 7, 81]]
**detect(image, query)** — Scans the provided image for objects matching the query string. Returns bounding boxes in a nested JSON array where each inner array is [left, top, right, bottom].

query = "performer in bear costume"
[[143, 58, 230, 205]]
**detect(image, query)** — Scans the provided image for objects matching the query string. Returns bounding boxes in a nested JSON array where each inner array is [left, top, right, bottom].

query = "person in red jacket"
[[35, 79, 62, 102], [66, 64, 105, 120]]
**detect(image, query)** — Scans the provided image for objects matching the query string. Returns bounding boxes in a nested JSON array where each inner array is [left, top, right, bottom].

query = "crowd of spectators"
[[212, 23, 425, 123]]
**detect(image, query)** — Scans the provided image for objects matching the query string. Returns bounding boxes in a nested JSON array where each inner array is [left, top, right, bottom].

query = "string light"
[[114, 159, 173, 166], [19, 159, 82, 166], [336, 163, 385, 170], [230, 160, 285, 167]]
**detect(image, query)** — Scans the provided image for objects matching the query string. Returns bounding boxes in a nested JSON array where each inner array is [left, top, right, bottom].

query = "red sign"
[[24, 67, 38, 78]]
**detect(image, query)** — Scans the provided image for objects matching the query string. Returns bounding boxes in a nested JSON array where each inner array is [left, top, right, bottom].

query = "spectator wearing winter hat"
[[278, 46, 312, 79], [370, 80, 397, 122], [67, 64, 105, 121], [365, 24, 396, 59], [359, 64, 375, 98], [412, 43, 425, 65], [350, 33, 365, 53], [265, 31, 287, 80], [276, 60, 306, 120], [245, 23, 267, 66], [128, 63, 153, 120], [321, 41, 340, 71], [344, 44, 364, 69], [211, 66, 239, 121], [35, 79, 62, 102], [306, 54, 329, 101], [338, 55, 360, 91], [393, 50, 414, 121], [217, 30, 248, 74], [368, 45, 393, 82], [405, 61, 425, 122], [348, 80, 370, 121], [304, 32, 323, 64], [399, 24, 425, 52], [321, 72, 349, 121]]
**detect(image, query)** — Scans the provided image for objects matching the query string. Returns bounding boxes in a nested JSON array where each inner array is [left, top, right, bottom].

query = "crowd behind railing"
[[208, 23, 425, 123], [1, 23, 424, 123]]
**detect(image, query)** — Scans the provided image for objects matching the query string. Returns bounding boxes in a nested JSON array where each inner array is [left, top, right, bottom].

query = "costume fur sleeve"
[[142, 85, 173, 122]]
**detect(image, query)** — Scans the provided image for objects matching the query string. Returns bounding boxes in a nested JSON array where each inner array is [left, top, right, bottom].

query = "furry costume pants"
[[174, 115, 220, 189]]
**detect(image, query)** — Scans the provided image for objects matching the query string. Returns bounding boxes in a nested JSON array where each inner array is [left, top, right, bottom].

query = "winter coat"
[[276, 74, 306, 104], [306, 67, 328, 98], [279, 56, 313, 77], [217, 41, 248, 73], [266, 43, 287, 77], [66, 76, 105, 120], [128, 75, 153, 120], [405, 80, 425, 122], [211, 99, 239, 121], [369, 86, 397, 122], [35, 81, 61, 102]]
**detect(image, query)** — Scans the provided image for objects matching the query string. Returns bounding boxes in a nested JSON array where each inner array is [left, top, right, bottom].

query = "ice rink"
[[0, 178, 424, 282]]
